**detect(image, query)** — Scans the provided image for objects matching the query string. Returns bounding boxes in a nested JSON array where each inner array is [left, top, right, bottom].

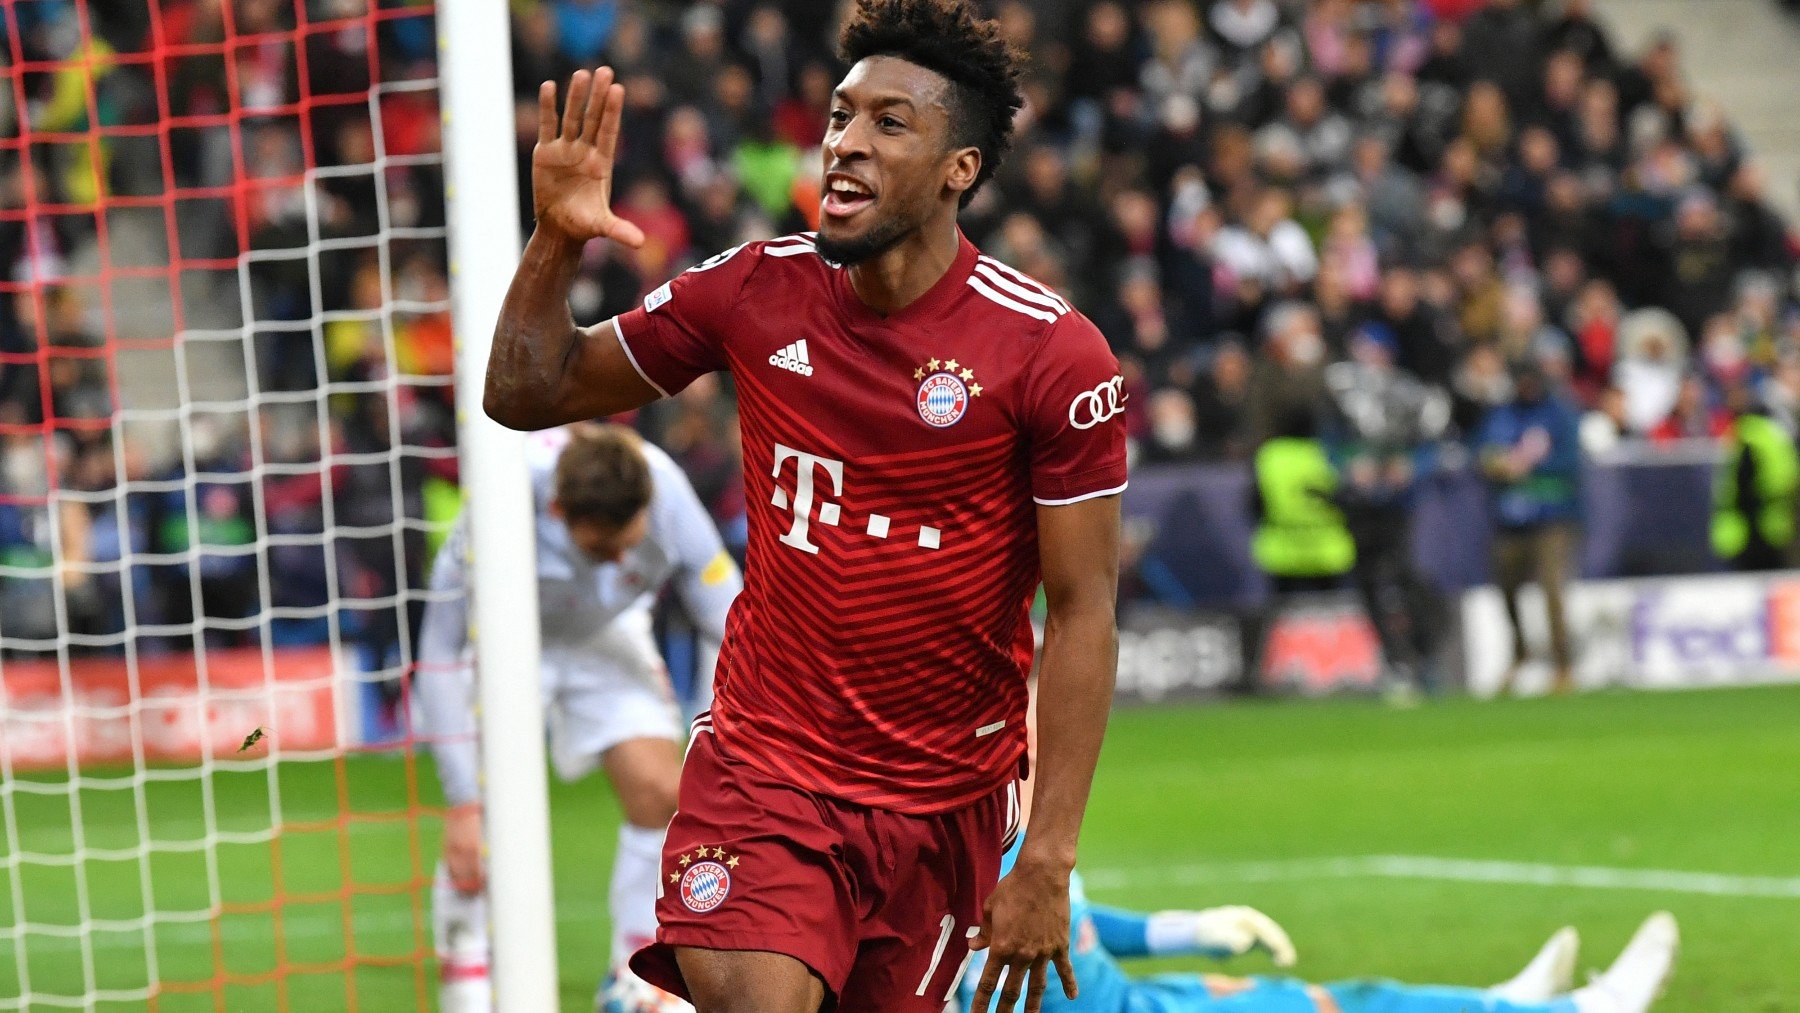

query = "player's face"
[[818, 56, 975, 265], [565, 509, 649, 564]]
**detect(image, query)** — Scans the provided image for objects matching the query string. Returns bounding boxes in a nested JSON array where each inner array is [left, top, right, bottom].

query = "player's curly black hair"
[[838, 0, 1025, 207]]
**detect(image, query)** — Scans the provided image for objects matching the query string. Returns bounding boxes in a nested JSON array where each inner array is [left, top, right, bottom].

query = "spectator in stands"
[[1568, 278, 1622, 400], [144, 416, 258, 650], [1214, 188, 1319, 301], [1462, 0, 1540, 109], [1542, 0, 1616, 76], [1192, 339, 1254, 461], [1650, 373, 1730, 442], [1311, 260, 1364, 362], [1141, 389, 1204, 466], [0, 401, 92, 651], [1614, 310, 1689, 433], [1248, 302, 1330, 445], [1761, 355, 1800, 437], [1662, 191, 1738, 338], [1579, 385, 1632, 457], [1478, 362, 1582, 695]]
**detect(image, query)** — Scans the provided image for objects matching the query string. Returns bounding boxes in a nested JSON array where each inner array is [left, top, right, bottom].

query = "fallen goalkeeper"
[[959, 836, 1676, 1013], [958, 704, 1678, 1013]]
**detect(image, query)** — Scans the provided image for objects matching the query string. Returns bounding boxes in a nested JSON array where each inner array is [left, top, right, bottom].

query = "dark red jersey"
[[614, 232, 1127, 813]]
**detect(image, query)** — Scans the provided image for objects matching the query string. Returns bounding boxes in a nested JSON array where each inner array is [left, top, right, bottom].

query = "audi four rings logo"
[[1069, 376, 1127, 429]]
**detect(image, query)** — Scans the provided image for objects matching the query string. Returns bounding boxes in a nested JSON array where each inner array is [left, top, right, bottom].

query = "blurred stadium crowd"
[[2, 0, 1799, 666]]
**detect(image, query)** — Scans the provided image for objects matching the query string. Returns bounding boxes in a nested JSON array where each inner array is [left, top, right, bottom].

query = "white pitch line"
[[1, 905, 605, 952], [1080, 854, 1800, 899], [12, 854, 1799, 959]]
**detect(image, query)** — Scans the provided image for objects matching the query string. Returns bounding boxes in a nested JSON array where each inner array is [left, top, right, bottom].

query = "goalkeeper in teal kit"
[[960, 714, 1680, 1013], [959, 839, 1676, 1013]]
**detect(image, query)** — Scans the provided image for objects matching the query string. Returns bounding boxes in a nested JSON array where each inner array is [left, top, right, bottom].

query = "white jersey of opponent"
[[415, 427, 742, 806]]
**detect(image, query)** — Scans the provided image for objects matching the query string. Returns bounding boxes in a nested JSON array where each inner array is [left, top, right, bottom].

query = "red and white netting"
[[0, 2, 464, 1009]]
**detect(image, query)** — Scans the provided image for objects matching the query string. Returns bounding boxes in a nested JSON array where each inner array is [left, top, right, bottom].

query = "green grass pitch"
[[4, 685, 1796, 1011]]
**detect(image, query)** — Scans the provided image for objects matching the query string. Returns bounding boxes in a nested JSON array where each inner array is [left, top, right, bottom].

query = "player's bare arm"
[[485, 68, 657, 431], [972, 495, 1121, 1013]]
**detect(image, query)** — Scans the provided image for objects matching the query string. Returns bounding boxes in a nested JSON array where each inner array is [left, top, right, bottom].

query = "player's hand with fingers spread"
[[532, 67, 646, 249], [969, 858, 1078, 1013], [443, 803, 485, 895], [1189, 905, 1298, 967]]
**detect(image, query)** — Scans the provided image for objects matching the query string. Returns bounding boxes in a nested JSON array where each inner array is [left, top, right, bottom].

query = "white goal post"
[[438, 5, 559, 1009]]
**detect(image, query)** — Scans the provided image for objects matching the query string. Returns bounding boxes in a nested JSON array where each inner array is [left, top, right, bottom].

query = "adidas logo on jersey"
[[768, 339, 814, 377]]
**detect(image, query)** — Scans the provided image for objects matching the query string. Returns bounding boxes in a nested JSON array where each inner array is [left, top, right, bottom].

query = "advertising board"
[[1461, 572, 1800, 696], [2, 647, 343, 771]]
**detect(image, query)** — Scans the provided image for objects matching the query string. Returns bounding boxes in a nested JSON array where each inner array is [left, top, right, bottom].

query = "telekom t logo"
[[770, 443, 844, 554]]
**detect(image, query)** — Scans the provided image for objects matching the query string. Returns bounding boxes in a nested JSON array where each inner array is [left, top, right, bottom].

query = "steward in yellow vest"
[[1252, 416, 1355, 591], [1712, 400, 1798, 572]]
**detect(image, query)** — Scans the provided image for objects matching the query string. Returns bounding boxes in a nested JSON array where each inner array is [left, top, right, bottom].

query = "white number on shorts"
[[916, 915, 982, 1000]]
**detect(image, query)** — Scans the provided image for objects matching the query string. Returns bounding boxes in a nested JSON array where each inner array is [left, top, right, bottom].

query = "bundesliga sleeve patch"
[[643, 281, 673, 313]]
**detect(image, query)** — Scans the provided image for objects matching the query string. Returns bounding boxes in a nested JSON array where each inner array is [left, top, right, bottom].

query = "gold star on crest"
[[727, 855, 741, 868], [713, 846, 728, 859], [669, 872, 680, 883], [944, 358, 960, 372], [679, 853, 692, 866], [927, 357, 941, 371], [914, 367, 925, 380], [970, 382, 984, 397], [959, 368, 974, 381]]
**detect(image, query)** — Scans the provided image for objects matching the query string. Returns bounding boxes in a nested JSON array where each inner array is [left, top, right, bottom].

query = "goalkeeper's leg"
[[432, 861, 493, 1013], [1123, 926, 1583, 1012], [1128, 975, 1579, 1013]]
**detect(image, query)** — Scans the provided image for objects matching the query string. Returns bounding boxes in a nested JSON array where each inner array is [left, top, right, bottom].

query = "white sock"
[[1571, 913, 1679, 1013], [610, 823, 667, 967], [1489, 927, 1578, 1002], [432, 860, 492, 1013]]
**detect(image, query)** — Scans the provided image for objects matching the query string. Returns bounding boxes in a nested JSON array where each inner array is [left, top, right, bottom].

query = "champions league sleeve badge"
[[913, 357, 983, 428], [672, 845, 740, 913]]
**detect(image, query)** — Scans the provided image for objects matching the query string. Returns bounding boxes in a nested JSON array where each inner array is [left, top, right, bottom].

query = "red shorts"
[[630, 723, 1018, 1010]]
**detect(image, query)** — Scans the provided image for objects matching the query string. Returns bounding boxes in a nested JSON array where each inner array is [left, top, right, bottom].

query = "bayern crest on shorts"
[[914, 357, 981, 428], [679, 860, 731, 913]]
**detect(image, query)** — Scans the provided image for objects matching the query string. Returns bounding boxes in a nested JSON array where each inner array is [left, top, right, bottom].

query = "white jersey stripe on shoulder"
[[977, 256, 1071, 313], [1034, 480, 1130, 507], [765, 244, 818, 258], [611, 315, 672, 399], [972, 262, 1067, 316], [772, 233, 816, 247], [979, 255, 1071, 311], [966, 275, 1059, 324]]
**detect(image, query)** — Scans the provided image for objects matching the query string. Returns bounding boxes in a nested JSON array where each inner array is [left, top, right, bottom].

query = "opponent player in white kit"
[[414, 422, 742, 1013]]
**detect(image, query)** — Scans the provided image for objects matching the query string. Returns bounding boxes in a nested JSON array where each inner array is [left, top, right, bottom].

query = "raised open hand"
[[532, 68, 646, 249]]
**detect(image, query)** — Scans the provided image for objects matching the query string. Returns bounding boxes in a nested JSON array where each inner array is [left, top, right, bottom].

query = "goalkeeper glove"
[[1147, 906, 1298, 967]]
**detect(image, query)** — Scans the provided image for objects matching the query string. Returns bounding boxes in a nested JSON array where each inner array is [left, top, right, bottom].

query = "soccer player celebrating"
[[485, 0, 1128, 1009], [415, 423, 741, 1013]]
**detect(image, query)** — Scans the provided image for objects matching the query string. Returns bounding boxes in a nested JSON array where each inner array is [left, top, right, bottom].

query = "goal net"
[[0, 2, 475, 1008]]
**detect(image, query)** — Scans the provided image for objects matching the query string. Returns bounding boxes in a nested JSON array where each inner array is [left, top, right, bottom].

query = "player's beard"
[[814, 211, 914, 267]]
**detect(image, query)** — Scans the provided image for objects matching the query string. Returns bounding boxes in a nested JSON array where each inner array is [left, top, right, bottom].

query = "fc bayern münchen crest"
[[917, 372, 968, 428], [680, 860, 731, 913]]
